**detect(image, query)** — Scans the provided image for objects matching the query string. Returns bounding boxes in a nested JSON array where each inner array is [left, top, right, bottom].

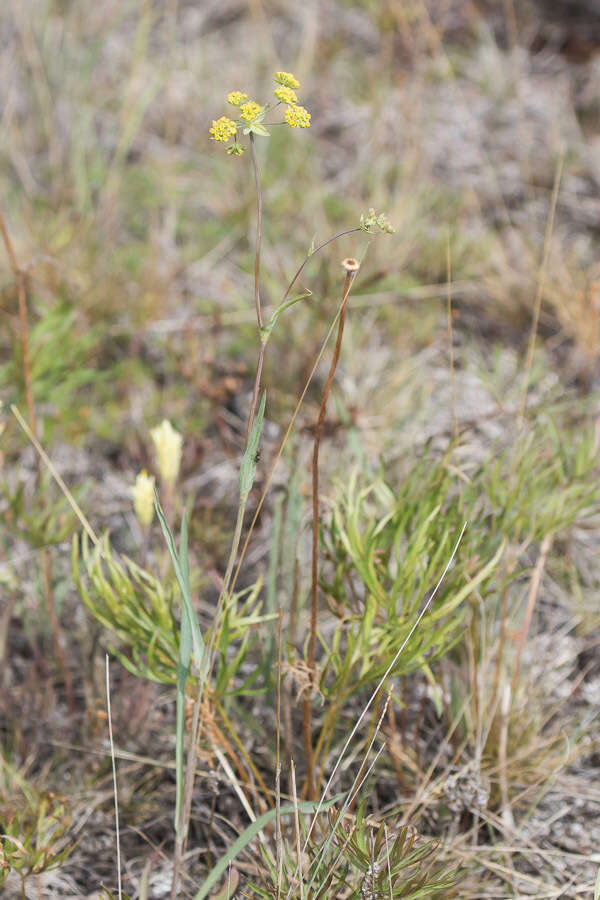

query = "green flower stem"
[[249, 133, 263, 331], [280, 228, 362, 306], [221, 498, 247, 602]]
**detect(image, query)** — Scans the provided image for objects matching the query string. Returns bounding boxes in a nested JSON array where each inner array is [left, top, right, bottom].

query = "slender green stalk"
[[172, 136, 268, 898], [249, 134, 264, 331]]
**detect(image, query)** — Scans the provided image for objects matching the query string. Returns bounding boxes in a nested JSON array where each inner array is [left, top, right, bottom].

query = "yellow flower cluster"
[[274, 71, 300, 89], [209, 70, 310, 152], [132, 470, 155, 527], [239, 101, 261, 122], [274, 86, 298, 105], [272, 72, 310, 129], [227, 91, 247, 106], [209, 116, 237, 142], [285, 105, 311, 128]]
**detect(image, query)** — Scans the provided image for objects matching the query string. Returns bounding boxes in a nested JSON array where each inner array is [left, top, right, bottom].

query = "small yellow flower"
[[239, 101, 261, 122], [151, 420, 183, 486], [132, 470, 155, 528], [285, 105, 311, 128], [274, 86, 298, 105], [209, 116, 237, 142], [274, 71, 300, 89], [227, 91, 248, 107], [227, 143, 247, 156]]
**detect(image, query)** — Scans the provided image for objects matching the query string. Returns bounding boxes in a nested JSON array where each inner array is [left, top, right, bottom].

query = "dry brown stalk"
[[511, 532, 552, 692], [302, 257, 360, 800]]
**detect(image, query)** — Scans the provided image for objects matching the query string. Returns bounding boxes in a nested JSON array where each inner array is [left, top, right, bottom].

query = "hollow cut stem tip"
[[341, 257, 360, 272]]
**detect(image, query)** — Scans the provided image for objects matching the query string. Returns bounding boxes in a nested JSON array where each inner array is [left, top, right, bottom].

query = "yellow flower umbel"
[[132, 470, 155, 528], [274, 71, 300, 89], [227, 91, 248, 107], [210, 71, 310, 152], [285, 105, 311, 128], [239, 101, 261, 122], [274, 86, 298, 105], [209, 116, 237, 142], [151, 420, 183, 487]]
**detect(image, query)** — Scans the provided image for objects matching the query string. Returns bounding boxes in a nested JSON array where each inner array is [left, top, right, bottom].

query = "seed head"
[[151, 420, 183, 487], [132, 470, 155, 527]]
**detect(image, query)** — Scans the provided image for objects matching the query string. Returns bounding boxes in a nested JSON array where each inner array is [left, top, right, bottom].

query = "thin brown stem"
[[246, 339, 266, 443], [511, 532, 552, 693], [171, 141, 268, 894], [281, 228, 361, 306], [303, 261, 358, 799], [229, 289, 355, 601]]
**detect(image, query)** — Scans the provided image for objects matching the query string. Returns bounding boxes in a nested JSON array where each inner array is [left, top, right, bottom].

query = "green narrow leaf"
[[175, 607, 192, 833], [239, 391, 266, 499], [154, 495, 206, 835], [154, 492, 205, 673], [264, 291, 312, 337], [193, 797, 342, 900]]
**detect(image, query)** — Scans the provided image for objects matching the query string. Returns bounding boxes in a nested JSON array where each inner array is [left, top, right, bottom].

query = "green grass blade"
[[154, 492, 205, 673], [154, 495, 206, 834], [193, 797, 342, 900], [239, 391, 266, 499]]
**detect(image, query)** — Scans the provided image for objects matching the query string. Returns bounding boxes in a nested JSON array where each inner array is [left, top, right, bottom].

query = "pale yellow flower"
[[209, 116, 237, 142], [227, 91, 248, 107], [274, 86, 298, 105], [239, 101, 261, 122], [151, 420, 183, 486], [132, 470, 155, 527], [285, 105, 311, 128], [274, 71, 300, 89]]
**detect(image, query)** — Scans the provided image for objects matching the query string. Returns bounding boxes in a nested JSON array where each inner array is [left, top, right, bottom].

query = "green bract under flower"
[[227, 143, 247, 156]]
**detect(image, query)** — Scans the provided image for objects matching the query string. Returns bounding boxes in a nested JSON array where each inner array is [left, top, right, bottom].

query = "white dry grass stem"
[[106, 654, 123, 900]]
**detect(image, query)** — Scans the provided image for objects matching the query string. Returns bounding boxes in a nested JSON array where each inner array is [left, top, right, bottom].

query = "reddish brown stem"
[[511, 533, 552, 693], [245, 340, 266, 443], [303, 261, 358, 799]]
